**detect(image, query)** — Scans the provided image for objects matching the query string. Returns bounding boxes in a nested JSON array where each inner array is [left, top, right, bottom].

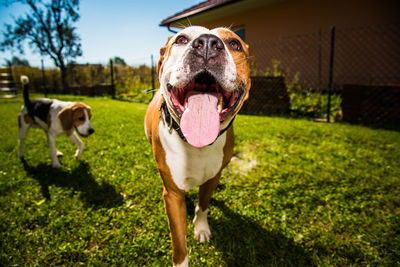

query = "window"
[[234, 27, 245, 41]]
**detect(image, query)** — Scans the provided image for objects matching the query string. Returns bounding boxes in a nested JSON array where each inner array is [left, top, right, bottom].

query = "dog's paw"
[[194, 229, 211, 243], [56, 151, 63, 157], [193, 206, 211, 243], [173, 254, 189, 267], [74, 149, 82, 160]]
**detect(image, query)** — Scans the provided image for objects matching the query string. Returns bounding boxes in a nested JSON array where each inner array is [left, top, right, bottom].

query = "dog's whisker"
[[236, 56, 254, 65], [177, 21, 189, 29], [185, 17, 192, 27]]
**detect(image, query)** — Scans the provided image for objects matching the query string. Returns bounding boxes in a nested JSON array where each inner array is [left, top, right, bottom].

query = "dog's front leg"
[[194, 174, 220, 243], [68, 131, 84, 160], [47, 134, 61, 168], [163, 187, 189, 267]]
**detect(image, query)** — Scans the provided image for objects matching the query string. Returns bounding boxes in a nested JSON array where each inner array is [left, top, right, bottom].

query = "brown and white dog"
[[144, 26, 251, 266], [18, 75, 94, 168]]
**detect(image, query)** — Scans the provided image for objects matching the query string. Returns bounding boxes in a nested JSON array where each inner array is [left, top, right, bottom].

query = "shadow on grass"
[[21, 159, 123, 208], [187, 195, 314, 266]]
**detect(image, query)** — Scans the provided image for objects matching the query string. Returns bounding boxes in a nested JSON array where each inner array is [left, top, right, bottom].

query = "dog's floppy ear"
[[157, 46, 166, 74], [58, 105, 73, 131], [157, 35, 174, 75]]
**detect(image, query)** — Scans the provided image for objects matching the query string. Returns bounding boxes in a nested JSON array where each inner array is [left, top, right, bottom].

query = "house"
[[161, 0, 399, 43], [160, 0, 399, 86]]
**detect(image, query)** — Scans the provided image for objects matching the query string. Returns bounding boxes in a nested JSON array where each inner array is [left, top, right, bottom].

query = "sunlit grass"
[[0, 95, 399, 265]]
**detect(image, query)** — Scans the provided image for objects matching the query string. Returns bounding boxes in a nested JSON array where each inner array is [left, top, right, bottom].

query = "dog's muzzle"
[[191, 34, 225, 65], [161, 28, 250, 148], [75, 126, 95, 138]]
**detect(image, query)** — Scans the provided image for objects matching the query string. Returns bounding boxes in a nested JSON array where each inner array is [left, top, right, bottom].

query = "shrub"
[[10, 62, 158, 102]]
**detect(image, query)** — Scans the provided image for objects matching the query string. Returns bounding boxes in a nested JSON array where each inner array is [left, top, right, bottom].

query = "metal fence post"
[[151, 54, 155, 99], [318, 29, 322, 89], [327, 26, 335, 122], [109, 58, 115, 99], [41, 59, 47, 97]]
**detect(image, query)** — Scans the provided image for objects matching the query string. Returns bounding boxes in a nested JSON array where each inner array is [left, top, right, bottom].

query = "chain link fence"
[[245, 23, 400, 128], [1, 58, 157, 103], [2, 23, 399, 128]]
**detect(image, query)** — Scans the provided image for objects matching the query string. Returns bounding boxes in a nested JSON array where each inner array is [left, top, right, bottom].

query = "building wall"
[[197, 0, 399, 42], [187, 0, 400, 88]]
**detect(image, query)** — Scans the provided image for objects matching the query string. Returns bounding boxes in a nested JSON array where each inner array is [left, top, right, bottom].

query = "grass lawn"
[[0, 95, 399, 266]]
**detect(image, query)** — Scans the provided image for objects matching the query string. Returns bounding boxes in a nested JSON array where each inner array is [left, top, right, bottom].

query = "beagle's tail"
[[21, 75, 34, 118]]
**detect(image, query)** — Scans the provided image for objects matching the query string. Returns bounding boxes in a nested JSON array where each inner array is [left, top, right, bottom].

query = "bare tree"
[[1, 0, 82, 89], [8, 56, 31, 66], [112, 56, 127, 66]]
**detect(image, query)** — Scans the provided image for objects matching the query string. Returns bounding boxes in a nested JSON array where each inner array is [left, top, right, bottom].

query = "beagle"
[[18, 75, 94, 168]]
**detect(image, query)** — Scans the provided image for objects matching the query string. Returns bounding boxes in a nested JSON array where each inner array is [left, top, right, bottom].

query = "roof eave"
[[160, 0, 242, 27]]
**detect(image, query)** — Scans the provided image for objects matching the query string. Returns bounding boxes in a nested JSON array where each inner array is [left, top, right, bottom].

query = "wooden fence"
[[240, 76, 290, 115], [341, 84, 400, 127]]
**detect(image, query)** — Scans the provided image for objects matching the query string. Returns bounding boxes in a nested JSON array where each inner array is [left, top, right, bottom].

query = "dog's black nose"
[[88, 128, 95, 135], [192, 34, 225, 63]]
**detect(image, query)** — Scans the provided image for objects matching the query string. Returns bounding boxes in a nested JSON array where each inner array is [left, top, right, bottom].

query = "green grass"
[[1, 95, 399, 266]]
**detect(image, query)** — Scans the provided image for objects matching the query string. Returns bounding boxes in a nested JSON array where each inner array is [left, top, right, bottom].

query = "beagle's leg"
[[47, 133, 61, 168], [68, 131, 84, 160], [163, 187, 189, 267], [18, 116, 31, 159], [193, 173, 221, 243]]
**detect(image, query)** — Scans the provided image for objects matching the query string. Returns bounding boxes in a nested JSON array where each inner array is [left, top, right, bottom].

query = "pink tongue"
[[180, 92, 220, 148]]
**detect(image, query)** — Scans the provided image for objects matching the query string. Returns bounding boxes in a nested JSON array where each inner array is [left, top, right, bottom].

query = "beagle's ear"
[[58, 105, 73, 131]]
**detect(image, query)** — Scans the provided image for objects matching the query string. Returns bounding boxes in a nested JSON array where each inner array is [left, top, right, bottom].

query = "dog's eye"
[[175, 35, 189, 45], [228, 39, 242, 52], [78, 117, 85, 121]]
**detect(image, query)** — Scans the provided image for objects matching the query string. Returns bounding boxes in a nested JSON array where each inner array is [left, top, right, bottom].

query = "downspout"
[[167, 24, 179, 34]]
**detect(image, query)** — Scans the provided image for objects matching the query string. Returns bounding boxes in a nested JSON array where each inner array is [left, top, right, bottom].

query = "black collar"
[[160, 100, 234, 144]]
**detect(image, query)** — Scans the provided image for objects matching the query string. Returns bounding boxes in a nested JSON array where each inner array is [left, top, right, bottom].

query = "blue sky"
[[0, 0, 202, 67]]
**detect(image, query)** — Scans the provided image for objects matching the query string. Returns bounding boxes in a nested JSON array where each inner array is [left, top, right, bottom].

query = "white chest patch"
[[159, 121, 226, 192]]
